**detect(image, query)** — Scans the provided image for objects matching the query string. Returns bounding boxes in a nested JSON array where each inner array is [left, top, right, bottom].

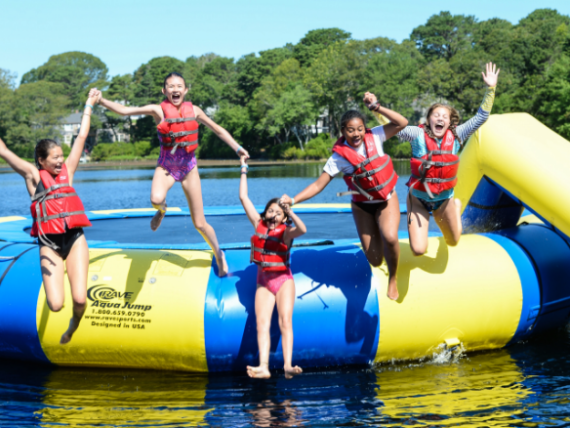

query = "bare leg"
[[40, 246, 66, 312], [433, 198, 463, 246], [60, 235, 89, 344], [377, 193, 401, 300], [247, 285, 276, 379], [352, 195, 400, 300], [275, 279, 302, 379], [180, 167, 228, 276], [150, 167, 176, 231], [407, 193, 431, 256], [351, 202, 384, 267]]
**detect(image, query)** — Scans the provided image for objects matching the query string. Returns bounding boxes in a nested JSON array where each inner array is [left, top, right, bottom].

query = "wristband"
[[291, 197, 295, 206], [240, 164, 249, 171], [86, 104, 94, 109], [367, 102, 379, 111], [236, 145, 243, 155]]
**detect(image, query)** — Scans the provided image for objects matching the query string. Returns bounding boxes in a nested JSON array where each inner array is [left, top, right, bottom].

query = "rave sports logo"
[[87, 285, 151, 311], [87, 285, 134, 302]]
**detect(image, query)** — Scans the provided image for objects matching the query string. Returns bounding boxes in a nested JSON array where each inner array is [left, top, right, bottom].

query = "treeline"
[[1, 8, 569, 160]]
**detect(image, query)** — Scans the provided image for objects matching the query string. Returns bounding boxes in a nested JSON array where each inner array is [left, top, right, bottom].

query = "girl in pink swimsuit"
[[239, 156, 307, 380]]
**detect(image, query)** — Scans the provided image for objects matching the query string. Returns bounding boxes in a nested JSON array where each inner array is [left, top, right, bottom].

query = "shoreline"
[[0, 157, 410, 171]]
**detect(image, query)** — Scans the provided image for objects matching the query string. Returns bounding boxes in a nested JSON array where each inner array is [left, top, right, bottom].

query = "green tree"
[[304, 41, 362, 136], [20, 51, 108, 108], [235, 47, 293, 104], [190, 56, 237, 108], [253, 58, 317, 148], [103, 73, 135, 142], [411, 12, 477, 61], [0, 69, 16, 141], [293, 28, 351, 67], [362, 40, 423, 121], [198, 103, 256, 158], [6, 81, 69, 157], [132, 56, 185, 105]]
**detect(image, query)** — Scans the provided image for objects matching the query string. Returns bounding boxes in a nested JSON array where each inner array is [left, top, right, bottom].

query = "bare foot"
[[216, 250, 228, 277], [247, 365, 271, 379], [284, 365, 302, 379], [150, 205, 166, 231], [60, 317, 80, 345], [387, 277, 399, 301]]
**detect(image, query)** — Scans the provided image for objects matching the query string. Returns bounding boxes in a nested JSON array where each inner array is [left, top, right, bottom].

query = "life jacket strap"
[[165, 117, 196, 124], [38, 210, 86, 222], [411, 175, 457, 184], [256, 260, 290, 268], [31, 183, 71, 202], [351, 156, 390, 180], [254, 232, 283, 243], [348, 171, 396, 201], [253, 246, 290, 256], [354, 153, 379, 170]]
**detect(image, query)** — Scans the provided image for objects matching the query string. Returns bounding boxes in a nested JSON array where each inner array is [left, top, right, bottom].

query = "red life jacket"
[[251, 221, 290, 272], [30, 163, 91, 247], [407, 125, 459, 198], [157, 100, 199, 154], [332, 129, 398, 202]]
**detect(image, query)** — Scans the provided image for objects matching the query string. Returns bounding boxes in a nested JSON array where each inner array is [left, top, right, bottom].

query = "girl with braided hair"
[[367, 62, 500, 256]]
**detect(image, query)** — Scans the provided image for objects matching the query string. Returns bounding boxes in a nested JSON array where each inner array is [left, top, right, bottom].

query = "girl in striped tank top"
[[369, 62, 500, 255]]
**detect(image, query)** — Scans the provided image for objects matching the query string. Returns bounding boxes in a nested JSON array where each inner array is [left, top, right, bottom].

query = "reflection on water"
[[3, 328, 570, 426]]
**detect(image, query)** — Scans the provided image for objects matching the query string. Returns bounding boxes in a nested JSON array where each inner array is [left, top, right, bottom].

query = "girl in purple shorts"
[[239, 156, 306, 379], [95, 73, 248, 276]]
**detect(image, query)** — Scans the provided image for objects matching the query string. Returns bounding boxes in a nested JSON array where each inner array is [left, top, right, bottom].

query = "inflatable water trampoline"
[[1, 113, 570, 373]]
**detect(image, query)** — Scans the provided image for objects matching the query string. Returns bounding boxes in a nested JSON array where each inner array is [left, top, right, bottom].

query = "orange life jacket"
[[157, 100, 199, 154], [251, 221, 290, 272], [30, 163, 91, 248], [407, 125, 459, 198], [332, 129, 398, 202]]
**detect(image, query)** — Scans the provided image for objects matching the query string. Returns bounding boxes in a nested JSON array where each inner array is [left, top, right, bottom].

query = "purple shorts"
[[157, 148, 197, 181]]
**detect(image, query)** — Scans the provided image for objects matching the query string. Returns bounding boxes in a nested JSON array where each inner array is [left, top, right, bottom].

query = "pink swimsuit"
[[257, 267, 294, 295]]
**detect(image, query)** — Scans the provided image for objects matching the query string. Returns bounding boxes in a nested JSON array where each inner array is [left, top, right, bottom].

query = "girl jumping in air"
[[95, 72, 249, 276], [0, 89, 100, 344], [369, 62, 500, 256], [280, 103, 408, 300], [239, 156, 306, 379]]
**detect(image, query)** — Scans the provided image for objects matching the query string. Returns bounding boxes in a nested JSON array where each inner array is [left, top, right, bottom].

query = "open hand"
[[482, 62, 500, 87], [363, 92, 378, 109]]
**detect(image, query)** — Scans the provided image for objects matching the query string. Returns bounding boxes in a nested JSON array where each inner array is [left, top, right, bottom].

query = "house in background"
[[59, 111, 129, 153]]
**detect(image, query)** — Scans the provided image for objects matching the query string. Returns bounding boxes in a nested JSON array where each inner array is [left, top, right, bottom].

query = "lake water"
[[1, 162, 570, 427]]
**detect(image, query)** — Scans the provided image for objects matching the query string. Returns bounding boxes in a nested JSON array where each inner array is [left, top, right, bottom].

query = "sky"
[[2, 0, 570, 83]]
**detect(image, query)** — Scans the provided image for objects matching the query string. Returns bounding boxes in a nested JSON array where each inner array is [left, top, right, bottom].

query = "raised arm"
[[457, 62, 499, 142], [0, 137, 39, 197], [283, 204, 307, 242], [280, 172, 333, 207], [194, 106, 250, 159], [65, 89, 99, 177], [363, 92, 408, 139], [96, 91, 162, 122], [239, 156, 261, 227]]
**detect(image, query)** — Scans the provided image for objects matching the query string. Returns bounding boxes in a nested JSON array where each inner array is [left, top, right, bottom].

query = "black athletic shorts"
[[39, 227, 84, 260], [351, 200, 387, 216]]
